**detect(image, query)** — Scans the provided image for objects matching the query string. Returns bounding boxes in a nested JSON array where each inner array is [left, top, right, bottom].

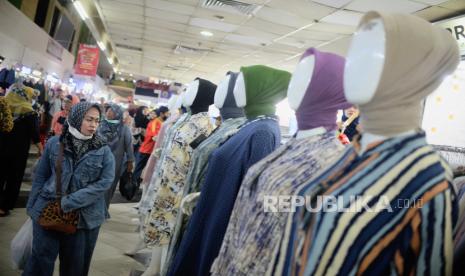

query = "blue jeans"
[[23, 220, 100, 276], [133, 152, 150, 182]]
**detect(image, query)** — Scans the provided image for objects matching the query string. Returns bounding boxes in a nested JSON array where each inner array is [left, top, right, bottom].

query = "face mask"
[[106, 119, 120, 124]]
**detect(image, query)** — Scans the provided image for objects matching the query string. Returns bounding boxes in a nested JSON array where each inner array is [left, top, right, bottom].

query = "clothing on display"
[[162, 72, 246, 274], [211, 48, 351, 276], [142, 112, 180, 187], [276, 11, 460, 276], [138, 112, 190, 217], [168, 65, 291, 276], [143, 78, 217, 246]]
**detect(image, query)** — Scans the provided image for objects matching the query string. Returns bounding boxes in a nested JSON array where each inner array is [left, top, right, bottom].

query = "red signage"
[[74, 44, 99, 76], [135, 80, 169, 91]]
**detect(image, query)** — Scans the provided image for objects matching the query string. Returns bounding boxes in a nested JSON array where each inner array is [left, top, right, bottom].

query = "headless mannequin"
[[287, 55, 327, 139], [142, 81, 208, 276], [344, 18, 415, 153]]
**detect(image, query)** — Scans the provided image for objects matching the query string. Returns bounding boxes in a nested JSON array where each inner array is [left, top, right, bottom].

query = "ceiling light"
[[97, 41, 106, 51], [73, 1, 88, 20], [200, 30, 214, 37], [120, 78, 125, 81], [130, 73, 133, 77], [107, 57, 113, 65]]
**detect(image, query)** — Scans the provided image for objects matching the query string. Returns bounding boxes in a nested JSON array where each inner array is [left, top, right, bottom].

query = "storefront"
[[422, 15, 465, 167]]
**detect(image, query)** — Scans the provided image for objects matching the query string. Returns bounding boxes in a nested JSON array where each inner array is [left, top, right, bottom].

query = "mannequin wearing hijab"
[[281, 12, 460, 276], [141, 78, 216, 276], [127, 95, 184, 258], [168, 65, 290, 276], [211, 48, 352, 275], [161, 72, 247, 275]]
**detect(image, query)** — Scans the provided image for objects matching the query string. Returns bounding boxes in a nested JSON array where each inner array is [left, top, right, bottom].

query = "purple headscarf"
[[295, 48, 352, 131]]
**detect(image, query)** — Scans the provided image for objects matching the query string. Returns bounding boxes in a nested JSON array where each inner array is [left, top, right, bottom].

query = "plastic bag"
[[10, 218, 33, 270]]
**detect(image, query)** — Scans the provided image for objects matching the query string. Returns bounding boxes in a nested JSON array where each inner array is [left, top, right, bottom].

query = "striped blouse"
[[279, 131, 458, 276]]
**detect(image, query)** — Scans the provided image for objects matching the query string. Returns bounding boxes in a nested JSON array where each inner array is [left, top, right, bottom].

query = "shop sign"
[[437, 16, 465, 56], [46, 39, 63, 61], [74, 44, 99, 76]]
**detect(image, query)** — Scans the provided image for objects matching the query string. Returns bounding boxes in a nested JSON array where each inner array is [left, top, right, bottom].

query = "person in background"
[[98, 104, 135, 209], [0, 96, 13, 133], [340, 106, 360, 141], [24, 102, 115, 276], [132, 106, 150, 153], [0, 84, 42, 217], [123, 110, 133, 127], [50, 95, 73, 136], [47, 89, 63, 132], [133, 106, 170, 183]]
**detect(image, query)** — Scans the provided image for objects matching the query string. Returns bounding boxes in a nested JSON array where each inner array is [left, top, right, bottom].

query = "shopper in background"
[[99, 103, 135, 208], [132, 106, 150, 153], [123, 110, 133, 126], [133, 106, 169, 183], [24, 102, 115, 276], [50, 95, 73, 136], [340, 106, 360, 141], [47, 88, 63, 131], [0, 84, 42, 217], [0, 96, 13, 133]]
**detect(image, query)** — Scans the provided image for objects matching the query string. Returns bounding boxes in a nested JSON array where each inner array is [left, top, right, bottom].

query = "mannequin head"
[[233, 73, 246, 108], [344, 18, 385, 105], [235, 65, 291, 118], [288, 48, 350, 131], [167, 95, 179, 111], [288, 56, 315, 110], [182, 78, 216, 115], [345, 11, 460, 137], [215, 72, 244, 120]]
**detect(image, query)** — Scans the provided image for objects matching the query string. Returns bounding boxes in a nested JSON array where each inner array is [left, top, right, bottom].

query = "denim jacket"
[[27, 136, 115, 229]]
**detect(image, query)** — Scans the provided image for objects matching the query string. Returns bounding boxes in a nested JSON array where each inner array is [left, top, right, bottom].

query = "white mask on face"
[[68, 123, 93, 140]]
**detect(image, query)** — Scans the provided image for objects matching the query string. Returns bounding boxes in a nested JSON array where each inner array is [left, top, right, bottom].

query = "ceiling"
[[96, 0, 465, 84]]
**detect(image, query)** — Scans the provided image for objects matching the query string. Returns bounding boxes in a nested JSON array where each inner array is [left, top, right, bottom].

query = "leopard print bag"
[[39, 143, 79, 234]]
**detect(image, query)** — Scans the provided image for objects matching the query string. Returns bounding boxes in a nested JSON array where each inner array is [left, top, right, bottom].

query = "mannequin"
[[161, 72, 246, 275], [211, 48, 352, 275], [168, 65, 291, 276], [126, 95, 183, 258], [280, 12, 460, 276], [142, 78, 216, 276]]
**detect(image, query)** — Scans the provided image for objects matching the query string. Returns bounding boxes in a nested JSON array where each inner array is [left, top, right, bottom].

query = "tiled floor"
[[0, 204, 150, 276]]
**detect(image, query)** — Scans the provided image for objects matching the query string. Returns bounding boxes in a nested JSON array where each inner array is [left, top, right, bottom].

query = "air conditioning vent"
[[202, 0, 261, 16], [115, 43, 143, 52]]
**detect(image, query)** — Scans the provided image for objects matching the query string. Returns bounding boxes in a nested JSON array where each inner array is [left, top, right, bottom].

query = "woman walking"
[[0, 84, 41, 216], [99, 103, 134, 208], [24, 102, 115, 276]]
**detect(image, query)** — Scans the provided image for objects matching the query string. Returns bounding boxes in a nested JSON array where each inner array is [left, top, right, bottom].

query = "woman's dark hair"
[[134, 106, 149, 128]]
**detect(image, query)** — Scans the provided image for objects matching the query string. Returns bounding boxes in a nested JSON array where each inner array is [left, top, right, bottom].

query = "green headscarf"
[[241, 65, 291, 118]]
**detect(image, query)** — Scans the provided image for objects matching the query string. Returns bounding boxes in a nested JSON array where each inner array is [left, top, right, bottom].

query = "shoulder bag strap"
[[55, 142, 64, 198]]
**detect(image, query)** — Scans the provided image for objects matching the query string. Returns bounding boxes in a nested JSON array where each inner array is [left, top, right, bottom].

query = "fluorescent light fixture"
[[32, 70, 42, 77], [21, 66, 32, 75], [130, 73, 133, 77], [200, 30, 213, 37], [73, 1, 88, 20], [120, 78, 125, 81], [97, 41, 106, 51], [107, 57, 113, 65]]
